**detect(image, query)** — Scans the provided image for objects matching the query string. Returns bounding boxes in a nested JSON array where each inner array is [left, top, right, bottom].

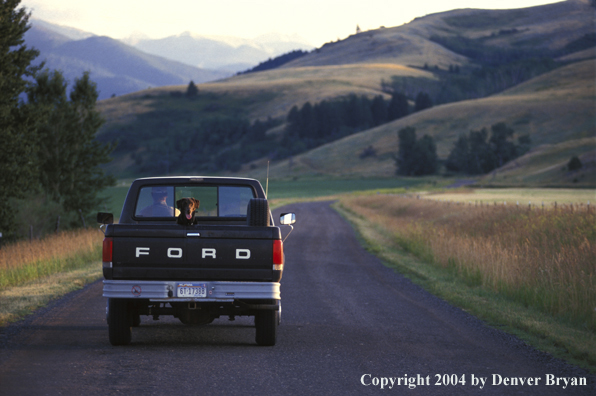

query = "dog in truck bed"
[[176, 198, 200, 225]]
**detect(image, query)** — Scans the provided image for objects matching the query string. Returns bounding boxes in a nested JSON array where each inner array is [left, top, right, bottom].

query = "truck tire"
[[255, 301, 278, 346], [108, 298, 132, 346], [247, 198, 270, 227]]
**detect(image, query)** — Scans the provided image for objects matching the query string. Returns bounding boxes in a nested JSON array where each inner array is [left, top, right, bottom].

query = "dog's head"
[[176, 197, 200, 224]]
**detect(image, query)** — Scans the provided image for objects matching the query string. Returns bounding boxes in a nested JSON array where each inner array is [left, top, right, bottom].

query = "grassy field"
[[0, 228, 104, 325], [424, 187, 596, 206], [0, 266, 102, 326], [336, 192, 596, 371], [265, 177, 428, 199]]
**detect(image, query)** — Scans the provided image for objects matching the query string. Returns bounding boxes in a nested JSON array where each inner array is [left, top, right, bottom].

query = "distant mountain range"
[[24, 19, 313, 100], [125, 32, 314, 73]]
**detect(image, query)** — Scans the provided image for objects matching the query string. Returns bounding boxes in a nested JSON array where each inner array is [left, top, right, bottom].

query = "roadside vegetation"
[[0, 228, 103, 325], [336, 191, 596, 370]]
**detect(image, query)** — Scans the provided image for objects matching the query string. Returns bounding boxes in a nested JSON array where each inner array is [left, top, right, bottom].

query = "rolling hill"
[[255, 59, 594, 185], [96, 0, 595, 186], [283, 0, 592, 69]]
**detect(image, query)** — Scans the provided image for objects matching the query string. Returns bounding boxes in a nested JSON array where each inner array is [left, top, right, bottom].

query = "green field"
[[265, 177, 427, 199]]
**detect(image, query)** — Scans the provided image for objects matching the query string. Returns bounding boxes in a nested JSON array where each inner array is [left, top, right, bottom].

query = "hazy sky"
[[21, 0, 563, 46]]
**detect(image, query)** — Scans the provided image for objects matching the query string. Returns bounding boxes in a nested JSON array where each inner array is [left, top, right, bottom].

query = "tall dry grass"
[[0, 228, 103, 289], [340, 194, 596, 330]]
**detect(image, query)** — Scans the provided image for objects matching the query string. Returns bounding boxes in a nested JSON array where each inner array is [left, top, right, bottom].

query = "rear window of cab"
[[134, 185, 255, 219]]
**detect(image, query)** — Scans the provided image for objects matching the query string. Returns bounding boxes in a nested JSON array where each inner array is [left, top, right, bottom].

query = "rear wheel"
[[108, 298, 132, 346], [255, 301, 279, 346]]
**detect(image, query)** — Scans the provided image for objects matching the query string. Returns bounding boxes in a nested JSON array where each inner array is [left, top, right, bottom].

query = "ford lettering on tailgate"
[[135, 247, 251, 259], [120, 238, 272, 270]]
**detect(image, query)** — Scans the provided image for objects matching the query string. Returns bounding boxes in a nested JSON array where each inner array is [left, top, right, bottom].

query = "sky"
[[21, 0, 564, 47]]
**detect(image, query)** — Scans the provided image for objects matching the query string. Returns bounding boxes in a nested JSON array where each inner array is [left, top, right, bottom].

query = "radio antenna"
[[265, 161, 270, 199]]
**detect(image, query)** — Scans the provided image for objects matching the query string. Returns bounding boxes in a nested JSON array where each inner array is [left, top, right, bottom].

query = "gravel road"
[[0, 201, 593, 395]]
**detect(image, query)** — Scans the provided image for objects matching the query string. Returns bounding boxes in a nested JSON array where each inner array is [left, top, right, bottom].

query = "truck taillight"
[[273, 239, 284, 270], [103, 237, 113, 263]]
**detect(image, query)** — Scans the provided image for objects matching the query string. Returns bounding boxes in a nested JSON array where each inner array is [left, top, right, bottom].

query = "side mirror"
[[97, 212, 114, 225], [279, 213, 296, 225]]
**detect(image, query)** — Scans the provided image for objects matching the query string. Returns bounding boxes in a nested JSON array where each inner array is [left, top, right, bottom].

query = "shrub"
[[568, 156, 583, 171]]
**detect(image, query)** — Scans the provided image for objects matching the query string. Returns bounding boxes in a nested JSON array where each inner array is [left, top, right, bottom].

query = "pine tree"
[[387, 92, 409, 121], [300, 102, 317, 139], [27, 70, 116, 221], [345, 94, 365, 128], [370, 95, 388, 126], [489, 122, 516, 168], [445, 135, 470, 172], [285, 105, 301, 138], [467, 128, 491, 174], [0, 0, 42, 238], [411, 135, 438, 176], [414, 92, 433, 112], [395, 127, 438, 176], [568, 156, 583, 171], [186, 80, 199, 97], [395, 126, 417, 175], [445, 122, 524, 175]]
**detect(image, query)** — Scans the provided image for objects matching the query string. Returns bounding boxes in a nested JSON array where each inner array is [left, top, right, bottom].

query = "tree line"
[[395, 127, 438, 176], [395, 122, 530, 176], [445, 123, 530, 174], [279, 92, 433, 158], [238, 50, 309, 75], [0, 0, 114, 240], [131, 115, 281, 174]]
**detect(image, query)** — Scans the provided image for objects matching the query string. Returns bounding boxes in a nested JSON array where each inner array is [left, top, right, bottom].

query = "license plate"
[[177, 283, 207, 298]]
